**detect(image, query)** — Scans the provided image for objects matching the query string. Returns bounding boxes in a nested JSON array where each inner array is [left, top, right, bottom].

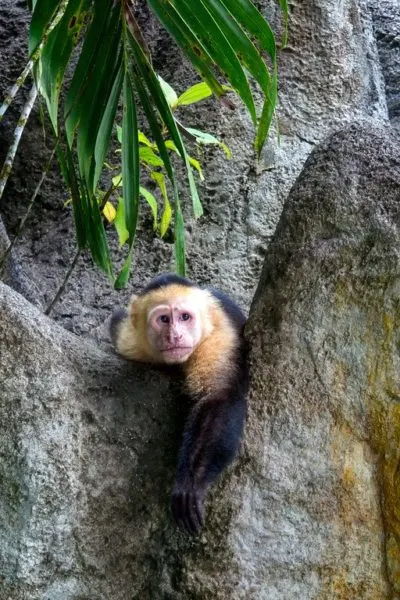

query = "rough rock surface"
[[0, 216, 40, 306], [1, 121, 400, 598], [0, 0, 395, 339], [0, 282, 179, 600], [369, 0, 400, 128], [243, 122, 400, 598]]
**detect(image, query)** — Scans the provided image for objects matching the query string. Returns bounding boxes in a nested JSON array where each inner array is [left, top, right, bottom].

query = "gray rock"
[[369, 0, 400, 128], [2, 120, 399, 598], [0, 216, 42, 306], [244, 121, 400, 598], [0, 283, 178, 599]]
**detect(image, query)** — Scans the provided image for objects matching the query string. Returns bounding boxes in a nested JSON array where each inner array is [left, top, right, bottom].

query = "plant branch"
[[0, 60, 35, 123], [45, 248, 82, 316], [0, 141, 58, 275], [0, 83, 38, 201], [0, 0, 70, 122]]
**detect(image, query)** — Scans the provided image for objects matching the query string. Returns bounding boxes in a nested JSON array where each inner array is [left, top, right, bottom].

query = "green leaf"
[[147, 0, 226, 98], [140, 186, 158, 230], [164, 139, 179, 154], [112, 174, 123, 187], [127, 30, 187, 160], [29, 0, 60, 55], [161, 141, 203, 214], [170, 0, 257, 124], [60, 145, 113, 274], [138, 131, 155, 148], [130, 64, 174, 181], [160, 198, 172, 237], [64, 0, 121, 148], [151, 171, 167, 200], [219, 0, 276, 60], [276, 0, 289, 48], [93, 64, 124, 191], [85, 183, 113, 278], [57, 143, 87, 249], [139, 146, 165, 167], [114, 196, 129, 246], [116, 125, 123, 144], [186, 159, 203, 218], [175, 82, 213, 106], [255, 65, 278, 155], [185, 127, 232, 158], [128, 24, 199, 259], [173, 190, 186, 275], [201, 0, 271, 95], [187, 156, 204, 181], [35, 0, 89, 133], [114, 248, 134, 289], [122, 73, 140, 246], [76, 13, 123, 190], [151, 172, 172, 237], [157, 75, 178, 107]]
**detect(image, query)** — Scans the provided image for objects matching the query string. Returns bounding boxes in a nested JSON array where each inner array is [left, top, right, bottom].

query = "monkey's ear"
[[128, 295, 139, 326]]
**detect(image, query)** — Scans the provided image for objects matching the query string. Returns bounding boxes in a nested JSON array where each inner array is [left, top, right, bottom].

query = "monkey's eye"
[[181, 313, 191, 321], [159, 315, 170, 324]]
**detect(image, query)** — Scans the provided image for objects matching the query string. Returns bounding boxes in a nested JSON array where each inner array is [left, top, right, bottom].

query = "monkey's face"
[[147, 300, 203, 364]]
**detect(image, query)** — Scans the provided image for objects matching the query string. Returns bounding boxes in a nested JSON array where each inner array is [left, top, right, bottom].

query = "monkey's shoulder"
[[206, 287, 246, 332]]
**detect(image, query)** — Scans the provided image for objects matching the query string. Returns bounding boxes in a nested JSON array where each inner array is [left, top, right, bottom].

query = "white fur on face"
[[146, 290, 212, 364]]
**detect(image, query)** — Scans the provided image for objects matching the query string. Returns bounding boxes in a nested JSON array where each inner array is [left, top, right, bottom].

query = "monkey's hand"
[[171, 394, 245, 535], [171, 479, 205, 535]]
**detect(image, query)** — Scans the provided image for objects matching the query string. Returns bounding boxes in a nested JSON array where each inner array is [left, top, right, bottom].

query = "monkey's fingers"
[[171, 488, 204, 535], [185, 490, 204, 535]]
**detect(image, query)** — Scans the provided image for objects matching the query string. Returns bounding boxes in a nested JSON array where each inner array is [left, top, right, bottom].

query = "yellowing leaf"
[[165, 139, 180, 155], [160, 196, 172, 238], [112, 174, 123, 187], [187, 156, 204, 181], [114, 197, 129, 246], [103, 200, 116, 223], [151, 171, 168, 201]]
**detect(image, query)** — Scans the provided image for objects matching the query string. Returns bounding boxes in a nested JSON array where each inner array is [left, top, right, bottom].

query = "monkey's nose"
[[169, 329, 182, 343]]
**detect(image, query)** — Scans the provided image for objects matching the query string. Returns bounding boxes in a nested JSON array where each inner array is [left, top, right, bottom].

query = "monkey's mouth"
[[161, 346, 193, 362], [161, 346, 191, 354]]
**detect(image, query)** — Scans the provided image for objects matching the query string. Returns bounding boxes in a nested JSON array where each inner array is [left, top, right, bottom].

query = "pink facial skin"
[[147, 301, 203, 364]]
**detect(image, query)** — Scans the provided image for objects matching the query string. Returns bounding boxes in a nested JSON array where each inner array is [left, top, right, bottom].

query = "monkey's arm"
[[171, 386, 246, 535]]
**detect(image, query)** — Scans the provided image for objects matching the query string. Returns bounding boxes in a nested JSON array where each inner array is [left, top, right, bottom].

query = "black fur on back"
[[207, 287, 246, 332]]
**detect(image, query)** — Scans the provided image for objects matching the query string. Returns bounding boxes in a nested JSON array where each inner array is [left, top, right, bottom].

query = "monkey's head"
[[129, 285, 215, 364]]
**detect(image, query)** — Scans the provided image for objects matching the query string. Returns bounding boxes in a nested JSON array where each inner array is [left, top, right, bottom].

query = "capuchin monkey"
[[110, 273, 248, 535]]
